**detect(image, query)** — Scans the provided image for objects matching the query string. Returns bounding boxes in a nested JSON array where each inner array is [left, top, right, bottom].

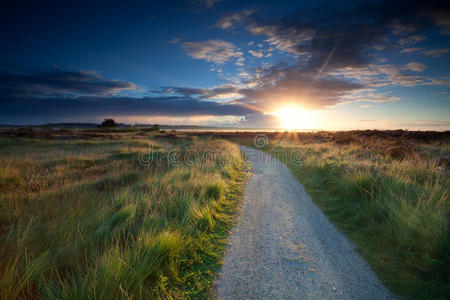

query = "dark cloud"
[[210, 0, 450, 110], [400, 47, 450, 57], [429, 9, 450, 34], [0, 65, 137, 97], [0, 65, 260, 124], [396, 34, 427, 47], [0, 95, 258, 124], [423, 48, 450, 57], [156, 85, 240, 99], [159, 64, 399, 110], [236, 66, 365, 110], [219, 0, 450, 70]]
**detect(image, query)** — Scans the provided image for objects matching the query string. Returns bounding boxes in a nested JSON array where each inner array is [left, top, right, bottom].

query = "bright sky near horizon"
[[1, 0, 450, 130]]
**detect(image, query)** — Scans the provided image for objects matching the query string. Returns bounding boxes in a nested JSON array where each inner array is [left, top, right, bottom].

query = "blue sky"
[[1, 0, 449, 129]]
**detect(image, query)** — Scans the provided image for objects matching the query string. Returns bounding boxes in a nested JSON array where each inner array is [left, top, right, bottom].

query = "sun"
[[274, 106, 316, 130]]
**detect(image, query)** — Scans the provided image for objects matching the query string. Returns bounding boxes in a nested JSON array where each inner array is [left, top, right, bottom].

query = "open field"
[[0, 128, 449, 299], [5, 0, 450, 298], [0, 129, 246, 299], [223, 130, 450, 299]]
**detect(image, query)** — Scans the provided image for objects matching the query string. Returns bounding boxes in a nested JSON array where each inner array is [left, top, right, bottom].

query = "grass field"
[[1, 128, 449, 299], [229, 130, 449, 299], [0, 129, 247, 299]]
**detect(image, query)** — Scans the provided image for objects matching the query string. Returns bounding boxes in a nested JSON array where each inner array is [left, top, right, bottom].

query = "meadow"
[[1, 128, 449, 299], [225, 130, 449, 299], [0, 129, 246, 299]]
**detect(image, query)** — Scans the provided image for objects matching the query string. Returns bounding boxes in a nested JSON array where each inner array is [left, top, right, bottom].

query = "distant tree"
[[151, 124, 160, 131], [100, 118, 117, 128]]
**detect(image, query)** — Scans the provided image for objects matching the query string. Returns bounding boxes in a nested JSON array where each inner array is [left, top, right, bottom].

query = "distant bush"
[[16, 125, 33, 133], [140, 124, 160, 132], [15, 126, 36, 137], [330, 132, 360, 144], [151, 124, 160, 131], [100, 118, 117, 128]]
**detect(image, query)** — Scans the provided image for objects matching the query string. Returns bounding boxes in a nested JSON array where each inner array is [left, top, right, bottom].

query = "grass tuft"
[[206, 183, 223, 200], [0, 134, 246, 299], [251, 133, 449, 299]]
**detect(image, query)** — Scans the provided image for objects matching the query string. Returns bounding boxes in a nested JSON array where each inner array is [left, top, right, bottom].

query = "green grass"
[[258, 136, 449, 299], [0, 134, 247, 299]]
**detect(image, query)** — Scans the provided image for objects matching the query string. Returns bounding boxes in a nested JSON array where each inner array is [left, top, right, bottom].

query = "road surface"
[[214, 146, 393, 299]]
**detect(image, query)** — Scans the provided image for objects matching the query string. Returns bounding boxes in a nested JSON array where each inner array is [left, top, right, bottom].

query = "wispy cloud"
[[0, 65, 261, 124], [200, 0, 222, 8], [0, 95, 256, 121], [400, 47, 424, 54], [423, 48, 450, 57], [396, 34, 426, 47], [391, 21, 417, 35], [406, 62, 427, 72], [248, 49, 264, 58], [0, 65, 137, 98], [180, 39, 243, 64], [157, 84, 241, 100], [162, 66, 394, 110], [215, 9, 256, 29], [207, 1, 450, 112], [428, 10, 450, 35], [400, 47, 450, 57], [246, 23, 313, 57]]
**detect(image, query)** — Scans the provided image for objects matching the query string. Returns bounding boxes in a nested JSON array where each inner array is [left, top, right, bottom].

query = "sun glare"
[[274, 106, 316, 130]]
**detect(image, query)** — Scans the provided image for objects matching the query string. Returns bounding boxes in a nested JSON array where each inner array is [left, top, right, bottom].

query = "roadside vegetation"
[[1, 127, 448, 299], [0, 130, 246, 299], [231, 130, 449, 299]]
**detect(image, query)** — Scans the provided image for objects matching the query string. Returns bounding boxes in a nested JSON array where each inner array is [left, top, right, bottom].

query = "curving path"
[[214, 147, 393, 299]]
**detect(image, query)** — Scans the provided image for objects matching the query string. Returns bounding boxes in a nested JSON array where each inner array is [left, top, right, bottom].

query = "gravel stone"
[[214, 147, 394, 300]]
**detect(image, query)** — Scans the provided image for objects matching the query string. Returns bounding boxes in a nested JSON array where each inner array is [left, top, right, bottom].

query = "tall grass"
[[0, 134, 246, 299], [262, 136, 449, 299]]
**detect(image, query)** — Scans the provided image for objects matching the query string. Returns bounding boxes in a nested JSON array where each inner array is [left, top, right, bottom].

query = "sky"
[[1, 0, 450, 130]]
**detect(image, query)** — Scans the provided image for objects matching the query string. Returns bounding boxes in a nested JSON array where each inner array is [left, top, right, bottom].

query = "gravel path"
[[214, 147, 393, 299]]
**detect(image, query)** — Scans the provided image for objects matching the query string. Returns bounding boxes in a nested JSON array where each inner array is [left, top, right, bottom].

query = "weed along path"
[[214, 147, 393, 299]]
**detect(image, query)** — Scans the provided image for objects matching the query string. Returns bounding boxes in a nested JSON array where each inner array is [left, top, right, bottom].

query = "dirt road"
[[214, 146, 393, 299]]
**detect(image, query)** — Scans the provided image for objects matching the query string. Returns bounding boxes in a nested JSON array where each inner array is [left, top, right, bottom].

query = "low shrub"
[[206, 182, 223, 200]]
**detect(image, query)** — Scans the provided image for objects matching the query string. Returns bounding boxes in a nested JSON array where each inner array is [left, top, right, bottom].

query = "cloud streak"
[[406, 62, 427, 72], [0, 65, 261, 124], [0, 95, 259, 124], [0, 65, 137, 98], [180, 39, 243, 64], [215, 9, 256, 29]]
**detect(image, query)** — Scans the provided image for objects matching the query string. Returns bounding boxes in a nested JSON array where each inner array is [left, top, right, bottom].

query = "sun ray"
[[274, 105, 316, 131], [273, 130, 287, 144]]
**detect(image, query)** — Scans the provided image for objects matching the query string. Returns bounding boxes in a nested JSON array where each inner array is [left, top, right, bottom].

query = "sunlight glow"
[[274, 106, 316, 130]]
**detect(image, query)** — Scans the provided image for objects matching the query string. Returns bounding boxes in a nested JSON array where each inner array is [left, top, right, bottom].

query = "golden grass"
[[0, 133, 246, 299]]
